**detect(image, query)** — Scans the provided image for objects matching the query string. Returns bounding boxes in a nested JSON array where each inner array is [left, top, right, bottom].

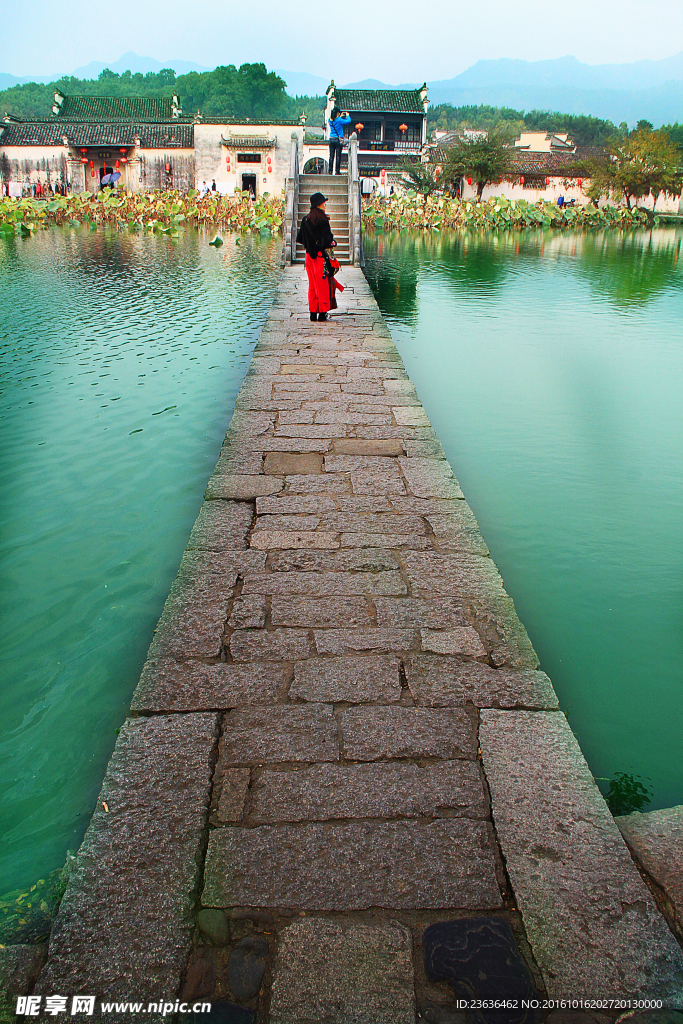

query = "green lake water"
[[364, 227, 683, 813], [0, 228, 281, 894]]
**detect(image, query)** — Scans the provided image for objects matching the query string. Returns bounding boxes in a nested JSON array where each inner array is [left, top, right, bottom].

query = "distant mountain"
[[441, 53, 683, 92], [70, 53, 211, 79], [0, 53, 212, 90], [328, 53, 683, 125]]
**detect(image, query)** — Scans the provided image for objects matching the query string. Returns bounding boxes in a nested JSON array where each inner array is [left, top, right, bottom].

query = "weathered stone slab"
[[314, 627, 415, 655], [251, 529, 339, 550], [405, 655, 558, 710], [242, 571, 407, 596], [421, 627, 488, 658], [269, 918, 415, 1024], [36, 714, 217, 1002], [320, 512, 427, 535], [340, 532, 432, 549], [147, 576, 234, 659], [374, 597, 468, 629], [333, 438, 405, 456], [256, 494, 337, 515], [228, 594, 267, 628], [249, 760, 486, 823], [263, 452, 323, 475], [203, 820, 501, 909], [399, 457, 464, 499], [219, 704, 339, 765], [272, 596, 372, 628], [616, 805, 683, 939], [177, 549, 266, 582], [187, 501, 252, 551], [217, 768, 251, 822], [268, 547, 399, 572], [286, 473, 351, 493], [393, 406, 431, 426], [401, 551, 539, 669], [206, 474, 283, 500], [291, 655, 401, 703], [131, 657, 289, 712], [341, 706, 475, 760], [0, 945, 47, 1000], [479, 710, 683, 1001], [229, 629, 311, 662], [427, 508, 490, 557], [253, 513, 321, 531]]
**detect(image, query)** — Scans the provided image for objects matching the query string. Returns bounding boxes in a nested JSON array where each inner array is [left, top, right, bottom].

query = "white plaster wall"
[[0, 145, 68, 187], [194, 123, 304, 197], [459, 176, 682, 212]]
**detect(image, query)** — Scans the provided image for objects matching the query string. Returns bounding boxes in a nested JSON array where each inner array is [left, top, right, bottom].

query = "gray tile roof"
[[55, 95, 179, 122], [0, 120, 194, 148], [334, 89, 424, 114]]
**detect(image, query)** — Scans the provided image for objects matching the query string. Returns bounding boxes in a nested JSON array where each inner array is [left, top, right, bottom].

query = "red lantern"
[[121, 157, 127, 164], [120, 148, 127, 155], [165, 162, 171, 174], [80, 156, 88, 164], [89, 160, 94, 169], [91, 168, 95, 177], [467, 176, 472, 186], [116, 160, 120, 169], [520, 176, 525, 185], [546, 176, 550, 185], [399, 123, 408, 132], [80, 148, 87, 154], [380, 169, 386, 184], [355, 122, 364, 132], [578, 178, 583, 187], [498, 175, 503, 183], [226, 157, 231, 170]]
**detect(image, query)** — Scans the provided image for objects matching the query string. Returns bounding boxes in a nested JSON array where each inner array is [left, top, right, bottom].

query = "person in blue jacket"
[[328, 107, 351, 175]]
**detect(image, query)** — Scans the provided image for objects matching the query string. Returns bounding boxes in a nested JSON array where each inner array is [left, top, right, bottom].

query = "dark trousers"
[[329, 140, 342, 174]]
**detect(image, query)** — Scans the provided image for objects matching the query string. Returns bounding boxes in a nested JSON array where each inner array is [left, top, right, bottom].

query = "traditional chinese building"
[[0, 92, 195, 195], [320, 82, 429, 177]]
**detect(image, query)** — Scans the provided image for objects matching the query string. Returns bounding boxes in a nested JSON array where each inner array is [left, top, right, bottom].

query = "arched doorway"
[[303, 157, 328, 174]]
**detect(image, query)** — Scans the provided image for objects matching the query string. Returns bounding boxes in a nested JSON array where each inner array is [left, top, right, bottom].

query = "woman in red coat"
[[296, 191, 340, 322]]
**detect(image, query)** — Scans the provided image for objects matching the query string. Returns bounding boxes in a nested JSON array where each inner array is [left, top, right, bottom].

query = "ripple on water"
[[0, 227, 281, 893]]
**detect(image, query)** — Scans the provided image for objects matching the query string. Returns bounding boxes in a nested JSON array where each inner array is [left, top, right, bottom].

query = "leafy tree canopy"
[[439, 127, 515, 198], [427, 104, 622, 148], [585, 127, 683, 213], [0, 63, 325, 123]]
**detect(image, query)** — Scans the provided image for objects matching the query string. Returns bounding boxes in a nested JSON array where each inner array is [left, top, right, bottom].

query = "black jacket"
[[297, 212, 334, 257]]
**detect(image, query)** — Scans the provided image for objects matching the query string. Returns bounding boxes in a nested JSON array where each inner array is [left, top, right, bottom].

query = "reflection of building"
[[0, 93, 195, 194]]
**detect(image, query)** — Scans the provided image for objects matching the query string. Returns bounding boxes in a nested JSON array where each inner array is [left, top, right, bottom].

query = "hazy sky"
[[2, 0, 683, 81]]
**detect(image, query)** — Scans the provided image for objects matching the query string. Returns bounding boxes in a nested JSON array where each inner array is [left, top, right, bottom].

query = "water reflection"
[[364, 227, 682, 319], [364, 228, 683, 813], [0, 227, 280, 893]]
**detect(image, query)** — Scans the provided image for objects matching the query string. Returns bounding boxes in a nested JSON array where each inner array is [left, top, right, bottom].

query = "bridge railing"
[[283, 132, 299, 265], [347, 133, 364, 267]]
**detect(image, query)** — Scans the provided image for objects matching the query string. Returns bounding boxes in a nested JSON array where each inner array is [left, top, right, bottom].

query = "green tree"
[[586, 128, 683, 214], [441, 127, 514, 199], [399, 156, 441, 197]]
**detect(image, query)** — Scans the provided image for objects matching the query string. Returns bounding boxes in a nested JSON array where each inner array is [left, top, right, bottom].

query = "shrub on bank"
[[0, 189, 284, 237], [362, 193, 652, 231]]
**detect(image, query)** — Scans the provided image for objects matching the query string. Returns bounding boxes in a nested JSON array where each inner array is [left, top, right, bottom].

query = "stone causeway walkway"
[[35, 268, 683, 1020]]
